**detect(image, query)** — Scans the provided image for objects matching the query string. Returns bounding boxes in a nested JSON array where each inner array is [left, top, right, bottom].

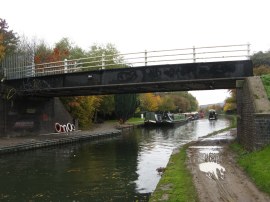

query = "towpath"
[[0, 122, 122, 154], [187, 131, 270, 202]]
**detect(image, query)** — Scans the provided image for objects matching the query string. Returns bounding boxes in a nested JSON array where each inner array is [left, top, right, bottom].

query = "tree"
[[96, 95, 115, 119], [156, 92, 198, 112], [86, 44, 125, 70], [172, 95, 190, 112], [251, 51, 270, 67], [139, 93, 161, 112], [114, 94, 138, 124], [251, 50, 270, 76], [56, 40, 125, 127], [0, 33, 5, 60], [70, 46, 86, 59], [61, 96, 102, 129], [158, 95, 176, 112], [223, 89, 236, 113], [0, 18, 19, 56], [180, 92, 198, 111], [34, 41, 52, 64]]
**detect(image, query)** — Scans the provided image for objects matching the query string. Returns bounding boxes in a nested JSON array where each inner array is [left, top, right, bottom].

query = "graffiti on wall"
[[55, 123, 75, 133]]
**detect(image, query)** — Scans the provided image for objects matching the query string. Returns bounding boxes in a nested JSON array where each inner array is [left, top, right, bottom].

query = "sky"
[[2, 0, 270, 105]]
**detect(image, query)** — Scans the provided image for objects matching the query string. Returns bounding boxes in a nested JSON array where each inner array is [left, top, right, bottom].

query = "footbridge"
[[2, 44, 253, 97]]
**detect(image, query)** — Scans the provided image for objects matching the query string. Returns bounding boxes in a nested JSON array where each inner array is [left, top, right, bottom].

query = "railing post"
[[193, 46, 196, 63], [3, 68, 6, 80], [247, 43, 250, 59], [102, 53, 105, 69], [31, 49, 35, 77], [145, 50, 147, 66], [64, 59, 67, 73]]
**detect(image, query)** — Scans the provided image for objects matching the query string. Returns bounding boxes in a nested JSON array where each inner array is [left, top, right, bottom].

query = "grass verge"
[[126, 117, 144, 125], [149, 145, 198, 202], [261, 74, 270, 100], [230, 142, 270, 195], [150, 116, 236, 201]]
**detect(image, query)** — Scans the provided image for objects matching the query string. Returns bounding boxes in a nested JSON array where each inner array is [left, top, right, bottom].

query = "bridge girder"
[[5, 60, 253, 97]]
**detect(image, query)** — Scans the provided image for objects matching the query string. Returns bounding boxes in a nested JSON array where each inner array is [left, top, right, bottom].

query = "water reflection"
[[134, 117, 230, 194], [0, 118, 230, 201], [199, 162, 226, 180]]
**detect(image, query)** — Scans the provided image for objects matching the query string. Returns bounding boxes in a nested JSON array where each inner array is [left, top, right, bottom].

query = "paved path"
[[0, 122, 123, 154]]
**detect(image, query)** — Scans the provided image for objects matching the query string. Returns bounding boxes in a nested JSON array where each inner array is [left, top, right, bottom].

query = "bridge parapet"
[[2, 44, 250, 80], [5, 60, 253, 97]]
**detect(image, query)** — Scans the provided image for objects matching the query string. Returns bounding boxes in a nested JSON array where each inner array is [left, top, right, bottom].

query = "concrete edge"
[[0, 130, 121, 155], [246, 76, 270, 113]]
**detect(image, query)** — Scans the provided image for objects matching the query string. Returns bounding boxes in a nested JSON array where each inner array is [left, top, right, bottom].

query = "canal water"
[[0, 118, 230, 201]]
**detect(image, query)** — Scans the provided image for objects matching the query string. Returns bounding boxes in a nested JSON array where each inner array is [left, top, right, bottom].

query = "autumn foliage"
[[36, 39, 127, 128], [223, 90, 236, 113], [139, 92, 198, 113], [140, 93, 161, 112], [61, 96, 102, 129], [0, 33, 5, 60]]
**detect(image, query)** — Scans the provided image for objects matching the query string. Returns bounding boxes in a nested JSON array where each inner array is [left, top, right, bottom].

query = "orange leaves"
[[68, 101, 80, 107], [0, 33, 5, 60], [49, 47, 69, 62], [34, 47, 70, 64], [223, 89, 236, 112], [140, 92, 198, 113]]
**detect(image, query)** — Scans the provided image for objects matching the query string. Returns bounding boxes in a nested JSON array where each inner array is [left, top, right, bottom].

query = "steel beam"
[[5, 60, 253, 97]]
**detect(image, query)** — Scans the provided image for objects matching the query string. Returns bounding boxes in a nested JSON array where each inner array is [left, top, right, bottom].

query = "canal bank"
[[0, 122, 127, 155], [150, 128, 270, 202]]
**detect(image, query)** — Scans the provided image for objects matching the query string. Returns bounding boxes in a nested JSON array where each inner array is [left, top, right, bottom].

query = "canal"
[[0, 118, 230, 201]]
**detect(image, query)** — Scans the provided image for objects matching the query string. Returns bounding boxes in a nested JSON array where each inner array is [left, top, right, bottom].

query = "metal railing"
[[2, 44, 250, 80]]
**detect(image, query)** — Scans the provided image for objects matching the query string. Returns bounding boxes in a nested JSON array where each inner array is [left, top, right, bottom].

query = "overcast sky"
[[2, 0, 269, 105]]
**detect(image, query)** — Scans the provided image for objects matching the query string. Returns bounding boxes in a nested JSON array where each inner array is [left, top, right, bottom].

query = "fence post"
[[64, 59, 67, 73], [193, 46, 196, 63], [145, 50, 147, 66], [31, 49, 35, 77], [3, 68, 6, 80], [247, 43, 250, 59], [102, 53, 105, 69]]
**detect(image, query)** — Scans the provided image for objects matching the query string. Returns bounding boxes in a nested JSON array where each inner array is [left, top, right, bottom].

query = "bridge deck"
[[5, 60, 253, 97]]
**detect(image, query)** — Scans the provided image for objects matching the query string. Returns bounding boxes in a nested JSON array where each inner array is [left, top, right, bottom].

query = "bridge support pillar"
[[236, 80, 245, 146], [0, 95, 74, 137], [236, 77, 270, 151]]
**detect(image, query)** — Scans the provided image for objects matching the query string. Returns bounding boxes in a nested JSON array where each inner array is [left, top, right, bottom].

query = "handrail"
[[2, 43, 251, 80]]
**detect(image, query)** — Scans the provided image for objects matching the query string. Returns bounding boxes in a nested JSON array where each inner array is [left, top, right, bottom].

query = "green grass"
[[126, 117, 144, 125], [230, 143, 270, 194], [103, 117, 144, 125], [149, 145, 198, 202], [150, 115, 237, 201], [261, 74, 270, 100]]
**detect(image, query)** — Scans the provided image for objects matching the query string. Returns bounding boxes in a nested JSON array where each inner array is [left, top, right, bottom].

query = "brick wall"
[[237, 77, 270, 151], [254, 114, 270, 149]]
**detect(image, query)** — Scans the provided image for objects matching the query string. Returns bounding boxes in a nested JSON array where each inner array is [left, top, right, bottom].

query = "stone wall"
[[237, 76, 270, 151]]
